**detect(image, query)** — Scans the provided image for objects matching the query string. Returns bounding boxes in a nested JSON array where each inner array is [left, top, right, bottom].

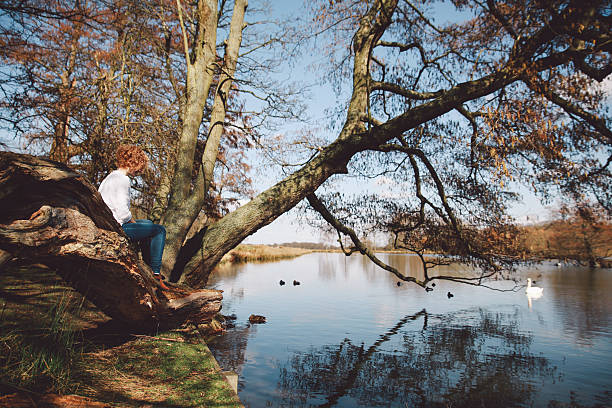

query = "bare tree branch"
[[306, 193, 425, 286]]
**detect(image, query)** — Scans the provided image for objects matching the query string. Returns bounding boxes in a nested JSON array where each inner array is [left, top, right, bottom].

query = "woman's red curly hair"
[[116, 144, 148, 172]]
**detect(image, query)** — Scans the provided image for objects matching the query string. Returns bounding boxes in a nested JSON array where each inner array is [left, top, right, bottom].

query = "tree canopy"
[[1, 0, 610, 290], [292, 0, 612, 283]]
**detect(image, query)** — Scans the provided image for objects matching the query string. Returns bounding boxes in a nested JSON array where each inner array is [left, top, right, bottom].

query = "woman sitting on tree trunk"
[[98, 144, 166, 283]]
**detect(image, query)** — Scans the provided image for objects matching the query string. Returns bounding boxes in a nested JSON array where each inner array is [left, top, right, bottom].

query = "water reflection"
[[376, 253, 492, 284], [526, 291, 543, 308], [210, 307, 558, 407], [207, 324, 251, 376], [318, 255, 339, 282], [207, 254, 612, 407], [547, 266, 612, 346], [277, 308, 553, 407], [381, 253, 429, 282], [211, 262, 248, 282], [279, 310, 428, 407]]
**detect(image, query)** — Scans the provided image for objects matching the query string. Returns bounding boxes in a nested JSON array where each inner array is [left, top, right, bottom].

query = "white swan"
[[525, 278, 543, 297]]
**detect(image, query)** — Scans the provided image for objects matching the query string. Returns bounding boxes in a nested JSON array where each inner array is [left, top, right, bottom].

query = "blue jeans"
[[122, 219, 166, 275]]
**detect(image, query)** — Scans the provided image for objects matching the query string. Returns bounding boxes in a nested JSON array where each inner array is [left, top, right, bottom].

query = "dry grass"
[[78, 333, 241, 407], [220, 244, 312, 264], [0, 265, 102, 395], [0, 263, 242, 407]]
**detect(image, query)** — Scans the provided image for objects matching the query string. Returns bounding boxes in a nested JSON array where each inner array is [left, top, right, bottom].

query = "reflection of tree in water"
[[279, 308, 555, 407], [207, 262, 248, 285], [318, 254, 340, 281], [207, 324, 252, 376]]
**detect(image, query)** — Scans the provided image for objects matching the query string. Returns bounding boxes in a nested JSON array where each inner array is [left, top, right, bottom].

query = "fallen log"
[[0, 151, 222, 329]]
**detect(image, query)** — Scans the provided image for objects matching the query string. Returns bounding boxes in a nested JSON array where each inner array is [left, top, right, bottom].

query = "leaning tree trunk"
[[174, 0, 535, 287], [0, 152, 221, 330]]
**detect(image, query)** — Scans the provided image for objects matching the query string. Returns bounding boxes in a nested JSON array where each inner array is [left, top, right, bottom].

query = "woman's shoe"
[[154, 273, 169, 290]]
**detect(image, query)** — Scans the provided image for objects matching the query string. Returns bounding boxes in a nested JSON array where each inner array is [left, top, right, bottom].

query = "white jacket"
[[98, 169, 132, 225]]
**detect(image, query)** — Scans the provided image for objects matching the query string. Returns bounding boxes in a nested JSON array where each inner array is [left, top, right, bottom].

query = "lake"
[[206, 252, 612, 407]]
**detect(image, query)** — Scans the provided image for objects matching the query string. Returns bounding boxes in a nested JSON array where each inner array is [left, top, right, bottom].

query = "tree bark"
[[49, 28, 79, 164], [168, 0, 248, 280], [0, 152, 222, 330], [160, 0, 220, 276]]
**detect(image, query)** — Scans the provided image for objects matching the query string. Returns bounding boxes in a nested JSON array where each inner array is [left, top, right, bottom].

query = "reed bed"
[[220, 244, 312, 264]]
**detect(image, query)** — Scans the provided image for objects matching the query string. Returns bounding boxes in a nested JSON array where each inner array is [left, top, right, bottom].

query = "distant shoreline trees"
[[519, 204, 611, 266]]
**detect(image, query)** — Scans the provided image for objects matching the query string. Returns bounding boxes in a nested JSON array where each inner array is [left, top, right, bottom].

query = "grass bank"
[[0, 263, 241, 407], [220, 244, 312, 264]]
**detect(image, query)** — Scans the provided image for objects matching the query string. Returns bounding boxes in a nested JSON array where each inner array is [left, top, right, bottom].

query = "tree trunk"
[[0, 152, 222, 330], [49, 34, 79, 164], [160, 0, 219, 276], [168, 0, 248, 281]]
